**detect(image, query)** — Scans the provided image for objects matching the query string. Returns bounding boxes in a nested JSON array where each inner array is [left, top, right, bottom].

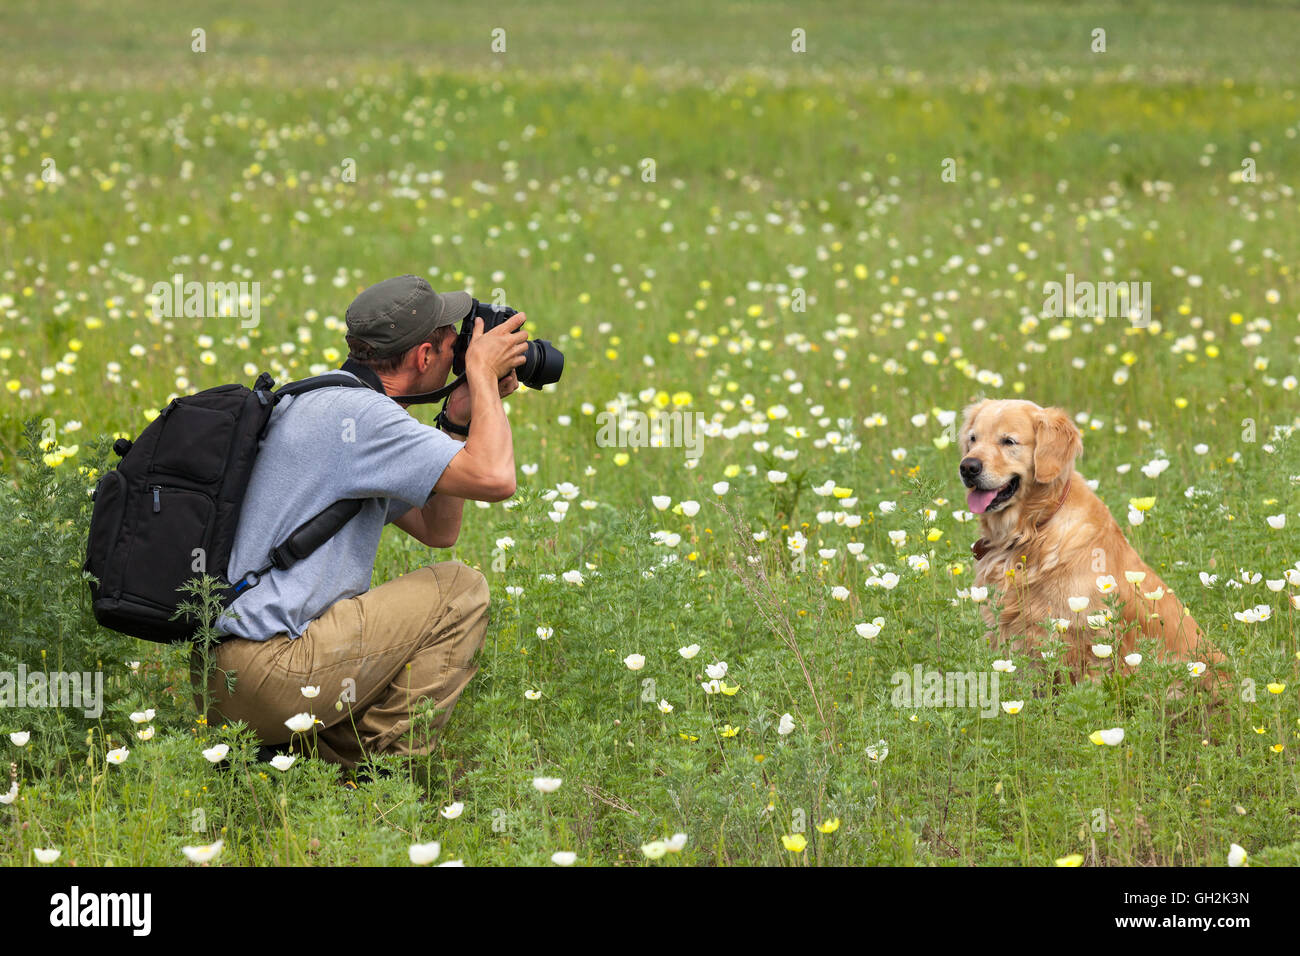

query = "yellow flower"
[[678, 732, 698, 742], [613, 452, 630, 467], [781, 834, 807, 853], [1266, 682, 1285, 694], [719, 681, 740, 696], [816, 818, 840, 834], [1055, 854, 1084, 867], [1253, 726, 1266, 734], [719, 724, 739, 738], [1270, 744, 1285, 753], [832, 487, 853, 499], [1128, 496, 1156, 512]]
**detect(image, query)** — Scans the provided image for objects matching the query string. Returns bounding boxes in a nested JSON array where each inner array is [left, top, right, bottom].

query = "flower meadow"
[[1, 1, 1299, 867]]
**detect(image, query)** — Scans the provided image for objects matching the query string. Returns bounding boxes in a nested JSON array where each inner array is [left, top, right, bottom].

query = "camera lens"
[[519, 339, 564, 388]]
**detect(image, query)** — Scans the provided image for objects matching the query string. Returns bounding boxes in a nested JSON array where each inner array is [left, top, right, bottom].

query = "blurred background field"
[[0, 1, 1297, 866]]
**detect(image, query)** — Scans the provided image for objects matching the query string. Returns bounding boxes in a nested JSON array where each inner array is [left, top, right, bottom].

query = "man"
[[191, 274, 528, 772]]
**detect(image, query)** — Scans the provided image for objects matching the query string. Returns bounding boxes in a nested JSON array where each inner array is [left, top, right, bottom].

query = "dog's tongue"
[[967, 487, 999, 514]]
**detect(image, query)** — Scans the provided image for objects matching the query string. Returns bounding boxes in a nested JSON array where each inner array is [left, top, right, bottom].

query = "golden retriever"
[[958, 399, 1222, 683]]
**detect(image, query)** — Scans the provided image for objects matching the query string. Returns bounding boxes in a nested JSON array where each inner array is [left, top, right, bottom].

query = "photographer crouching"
[[189, 274, 560, 777]]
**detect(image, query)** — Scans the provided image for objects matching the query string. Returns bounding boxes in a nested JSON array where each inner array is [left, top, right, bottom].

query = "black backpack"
[[84, 371, 371, 644]]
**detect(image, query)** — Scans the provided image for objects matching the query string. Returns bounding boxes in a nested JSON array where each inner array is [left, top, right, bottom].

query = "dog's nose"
[[960, 457, 983, 481]]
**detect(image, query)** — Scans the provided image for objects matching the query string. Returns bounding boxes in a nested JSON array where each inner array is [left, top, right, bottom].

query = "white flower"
[[437, 859, 464, 867], [700, 679, 720, 695], [9, 731, 30, 746], [1124, 570, 1147, 584], [878, 500, 897, 513], [1124, 653, 1142, 667], [767, 470, 788, 484], [551, 851, 577, 866], [623, 654, 646, 671], [888, 529, 907, 547], [830, 586, 850, 601], [441, 802, 465, 820], [1095, 575, 1118, 594], [712, 481, 729, 495], [866, 740, 889, 763], [992, 659, 1016, 673], [300, 685, 320, 699], [524, 690, 542, 700], [778, 713, 796, 736], [651, 495, 671, 511], [536, 626, 554, 640], [969, 586, 988, 603], [495, 536, 515, 550], [284, 713, 317, 733], [33, 847, 60, 864], [658, 699, 673, 714], [1227, 843, 1248, 868], [641, 840, 668, 859], [1187, 661, 1207, 677], [1092, 644, 1113, 659], [182, 839, 224, 864], [879, 572, 900, 590], [680, 500, 700, 517], [128, 709, 156, 724], [270, 754, 296, 771], [1067, 596, 1090, 612], [202, 744, 230, 763], [1090, 728, 1125, 746], [855, 618, 884, 639], [505, 585, 524, 598], [532, 777, 563, 794], [665, 833, 688, 853], [0, 782, 17, 804], [136, 726, 155, 741], [1001, 700, 1025, 715], [562, 570, 585, 586], [127, 661, 141, 675], [408, 841, 441, 865], [705, 662, 729, 680], [106, 747, 130, 765], [678, 643, 700, 659], [1266, 514, 1286, 529]]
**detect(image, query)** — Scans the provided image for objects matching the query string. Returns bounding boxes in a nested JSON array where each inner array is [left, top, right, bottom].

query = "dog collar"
[[971, 477, 1072, 561]]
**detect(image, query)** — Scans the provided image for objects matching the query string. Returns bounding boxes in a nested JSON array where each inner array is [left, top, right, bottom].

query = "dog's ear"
[[1033, 407, 1083, 483], [959, 399, 989, 443]]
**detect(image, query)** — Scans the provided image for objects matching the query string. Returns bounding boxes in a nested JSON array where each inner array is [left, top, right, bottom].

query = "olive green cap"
[[344, 275, 472, 358]]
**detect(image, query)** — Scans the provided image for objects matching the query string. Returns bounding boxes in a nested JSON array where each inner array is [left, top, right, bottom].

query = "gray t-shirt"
[[216, 371, 462, 640]]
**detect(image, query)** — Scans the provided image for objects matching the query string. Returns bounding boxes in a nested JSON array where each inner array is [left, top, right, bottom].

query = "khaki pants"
[[190, 560, 490, 770]]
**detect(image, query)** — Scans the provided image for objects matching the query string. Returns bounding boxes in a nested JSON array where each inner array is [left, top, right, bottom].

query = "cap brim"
[[435, 291, 473, 328]]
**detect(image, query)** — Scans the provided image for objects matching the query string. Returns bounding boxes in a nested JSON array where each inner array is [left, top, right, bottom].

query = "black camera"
[[452, 299, 564, 389]]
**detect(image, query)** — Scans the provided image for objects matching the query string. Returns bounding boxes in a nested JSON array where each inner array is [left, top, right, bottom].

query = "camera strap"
[[337, 357, 466, 405]]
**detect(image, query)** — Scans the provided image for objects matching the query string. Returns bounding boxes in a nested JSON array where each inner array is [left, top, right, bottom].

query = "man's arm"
[[391, 315, 528, 546], [391, 424, 468, 547], [427, 313, 527, 502]]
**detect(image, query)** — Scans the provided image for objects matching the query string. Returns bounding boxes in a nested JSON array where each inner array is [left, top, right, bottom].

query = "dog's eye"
[[1001, 436, 1017, 446]]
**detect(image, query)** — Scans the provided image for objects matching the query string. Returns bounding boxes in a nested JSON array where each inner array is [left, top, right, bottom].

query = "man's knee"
[[428, 560, 490, 615]]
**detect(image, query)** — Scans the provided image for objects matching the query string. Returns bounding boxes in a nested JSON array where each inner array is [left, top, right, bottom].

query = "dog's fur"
[[959, 399, 1222, 680]]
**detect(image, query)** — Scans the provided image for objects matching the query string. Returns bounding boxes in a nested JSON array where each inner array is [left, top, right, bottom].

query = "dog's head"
[[958, 399, 1082, 516]]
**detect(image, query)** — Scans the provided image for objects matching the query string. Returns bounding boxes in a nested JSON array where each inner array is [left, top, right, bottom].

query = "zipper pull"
[[152, 486, 161, 513]]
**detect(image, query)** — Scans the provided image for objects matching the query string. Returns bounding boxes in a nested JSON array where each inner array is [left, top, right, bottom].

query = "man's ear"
[[959, 399, 989, 443], [1033, 407, 1083, 483]]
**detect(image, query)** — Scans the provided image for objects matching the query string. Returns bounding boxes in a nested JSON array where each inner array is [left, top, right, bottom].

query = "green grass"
[[0, 0, 1298, 866]]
